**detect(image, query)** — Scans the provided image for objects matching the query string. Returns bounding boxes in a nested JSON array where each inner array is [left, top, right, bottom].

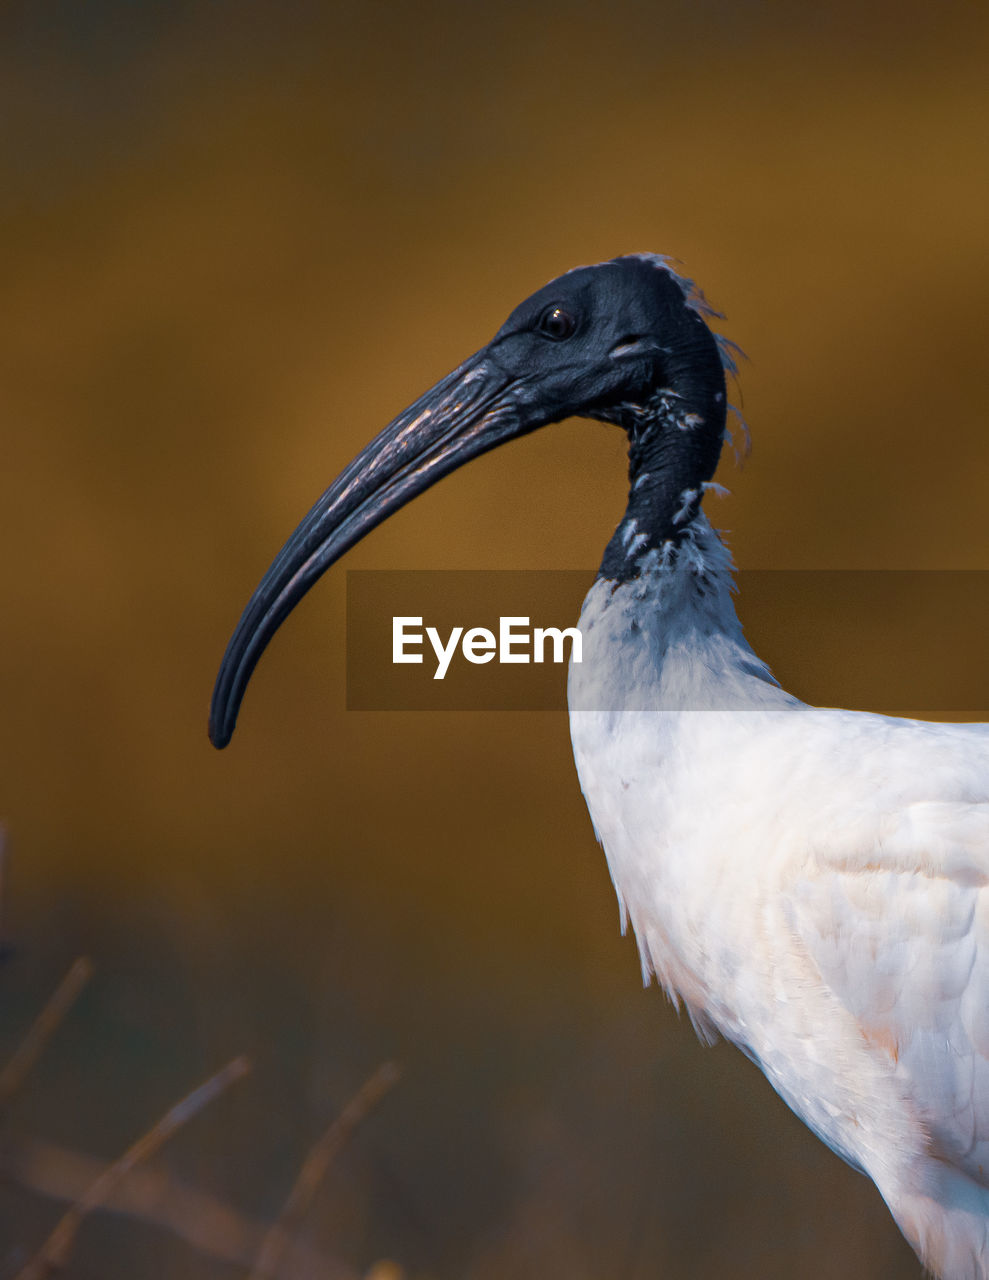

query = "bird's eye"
[[537, 305, 577, 341]]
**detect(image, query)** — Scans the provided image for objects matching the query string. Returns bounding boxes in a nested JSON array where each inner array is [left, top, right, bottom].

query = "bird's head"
[[209, 254, 733, 748], [488, 254, 726, 430]]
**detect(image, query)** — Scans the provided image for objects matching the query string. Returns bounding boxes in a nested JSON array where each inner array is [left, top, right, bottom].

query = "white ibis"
[[210, 254, 989, 1278]]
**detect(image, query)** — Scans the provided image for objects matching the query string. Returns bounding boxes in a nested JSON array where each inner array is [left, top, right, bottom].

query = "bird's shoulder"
[[779, 715, 989, 1183]]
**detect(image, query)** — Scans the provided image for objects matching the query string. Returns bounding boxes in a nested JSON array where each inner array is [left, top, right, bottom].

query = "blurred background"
[[0, 1, 987, 1275]]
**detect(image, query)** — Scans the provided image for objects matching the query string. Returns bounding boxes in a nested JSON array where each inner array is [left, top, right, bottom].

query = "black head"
[[486, 254, 727, 428], [209, 254, 731, 747]]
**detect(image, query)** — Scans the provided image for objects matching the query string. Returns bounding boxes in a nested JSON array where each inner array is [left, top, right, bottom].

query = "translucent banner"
[[346, 570, 989, 715]]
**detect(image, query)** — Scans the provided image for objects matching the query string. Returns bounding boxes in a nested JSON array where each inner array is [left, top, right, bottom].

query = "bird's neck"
[[572, 513, 791, 714], [598, 327, 727, 581]]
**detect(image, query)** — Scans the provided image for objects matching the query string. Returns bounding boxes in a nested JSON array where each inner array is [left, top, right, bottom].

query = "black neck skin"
[[597, 312, 727, 582]]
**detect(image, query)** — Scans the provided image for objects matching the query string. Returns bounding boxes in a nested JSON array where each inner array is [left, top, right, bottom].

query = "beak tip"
[[208, 705, 234, 750]]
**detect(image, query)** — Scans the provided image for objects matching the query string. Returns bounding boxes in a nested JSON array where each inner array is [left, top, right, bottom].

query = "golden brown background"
[[0, 1, 987, 1275]]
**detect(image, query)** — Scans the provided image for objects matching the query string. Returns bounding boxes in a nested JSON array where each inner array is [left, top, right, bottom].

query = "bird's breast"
[[567, 560, 802, 1045]]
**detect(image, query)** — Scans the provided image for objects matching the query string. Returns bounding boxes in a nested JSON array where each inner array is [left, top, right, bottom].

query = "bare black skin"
[[208, 255, 727, 749]]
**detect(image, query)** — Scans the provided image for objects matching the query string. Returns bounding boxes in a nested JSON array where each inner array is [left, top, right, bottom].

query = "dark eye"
[[537, 305, 577, 341]]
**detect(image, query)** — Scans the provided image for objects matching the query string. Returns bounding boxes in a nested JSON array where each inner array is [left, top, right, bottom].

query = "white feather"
[[569, 514, 989, 1279]]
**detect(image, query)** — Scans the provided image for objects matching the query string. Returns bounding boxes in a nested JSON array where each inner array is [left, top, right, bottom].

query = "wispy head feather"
[[622, 253, 750, 462]]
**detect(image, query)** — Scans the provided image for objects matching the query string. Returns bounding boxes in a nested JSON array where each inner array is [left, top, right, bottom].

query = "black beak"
[[209, 347, 532, 748]]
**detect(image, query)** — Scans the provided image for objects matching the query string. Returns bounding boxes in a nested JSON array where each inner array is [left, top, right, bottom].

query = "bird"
[[209, 253, 989, 1278]]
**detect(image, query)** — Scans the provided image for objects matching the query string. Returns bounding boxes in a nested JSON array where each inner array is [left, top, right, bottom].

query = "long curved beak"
[[209, 348, 530, 748]]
